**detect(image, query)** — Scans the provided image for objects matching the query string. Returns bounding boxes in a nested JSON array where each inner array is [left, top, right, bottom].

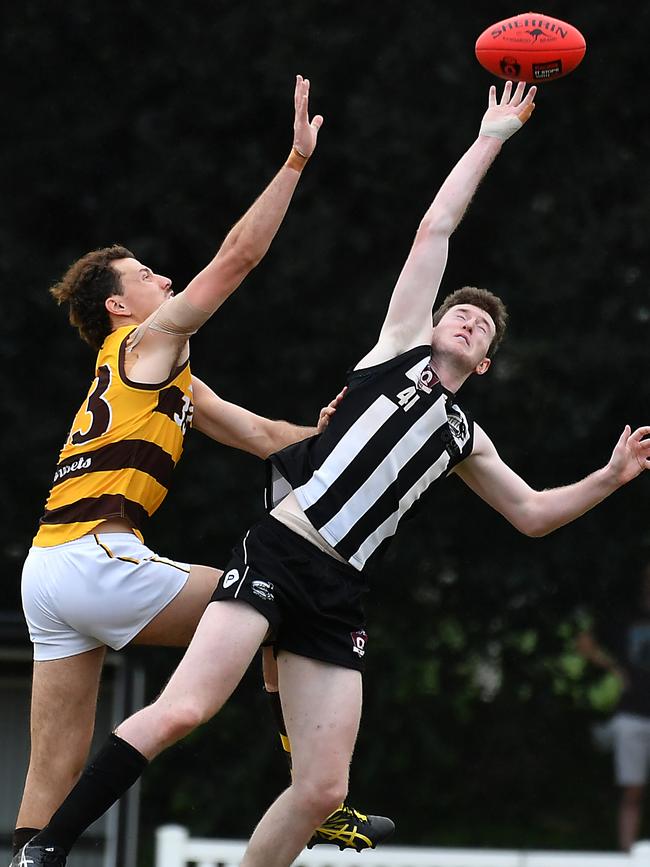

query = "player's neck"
[[429, 352, 473, 394]]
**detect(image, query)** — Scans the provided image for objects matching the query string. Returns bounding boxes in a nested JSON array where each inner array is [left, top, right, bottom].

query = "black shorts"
[[211, 516, 369, 671]]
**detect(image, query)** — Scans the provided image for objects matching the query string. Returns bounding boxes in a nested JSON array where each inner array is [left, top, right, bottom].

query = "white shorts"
[[22, 533, 191, 661], [613, 712, 650, 786]]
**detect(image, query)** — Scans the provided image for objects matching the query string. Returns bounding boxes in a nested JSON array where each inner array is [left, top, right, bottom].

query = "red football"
[[475, 11, 586, 83]]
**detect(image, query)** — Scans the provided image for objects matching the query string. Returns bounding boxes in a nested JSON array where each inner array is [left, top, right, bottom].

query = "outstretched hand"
[[479, 80, 536, 141], [292, 74, 323, 159], [316, 387, 347, 433], [608, 425, 650, 484]]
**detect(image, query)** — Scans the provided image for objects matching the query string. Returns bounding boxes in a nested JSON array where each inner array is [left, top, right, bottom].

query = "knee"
[[154, 699, 208, 743], [294, 776, 348, 822]]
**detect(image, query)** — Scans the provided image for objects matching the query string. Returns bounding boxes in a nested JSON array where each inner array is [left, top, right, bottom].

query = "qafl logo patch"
[[416, 363, 440, 395], [351, 630, 368, 658]]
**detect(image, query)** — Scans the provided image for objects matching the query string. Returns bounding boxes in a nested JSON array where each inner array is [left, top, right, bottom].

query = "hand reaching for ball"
[[479, 80, 537, 141]]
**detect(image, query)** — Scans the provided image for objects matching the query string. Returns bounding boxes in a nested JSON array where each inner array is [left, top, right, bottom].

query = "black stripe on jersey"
[[51, 440, 175, 490], [335, 421, 458, 563], [271, 346, 433, 493], [347, 346, 432, 389], [266, 344, 475, 572], [40, 494, 150, 530], [302, 386, 448, 529], [155, 386, 190, 423]]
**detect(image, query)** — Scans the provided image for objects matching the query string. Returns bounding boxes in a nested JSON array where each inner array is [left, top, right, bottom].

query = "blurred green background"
[[2, 0, 649, 856]]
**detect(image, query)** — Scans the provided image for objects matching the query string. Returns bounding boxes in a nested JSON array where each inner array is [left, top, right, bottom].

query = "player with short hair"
[[14, 81, 650, 867], [11, 75, 392, 865]]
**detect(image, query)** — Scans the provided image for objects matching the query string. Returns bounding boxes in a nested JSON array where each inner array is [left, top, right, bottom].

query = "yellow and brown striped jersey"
[[34, 326, 193, 546]]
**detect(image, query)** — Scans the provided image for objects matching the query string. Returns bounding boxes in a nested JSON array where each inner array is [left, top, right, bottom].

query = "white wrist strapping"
[[479, 115, 523, 141]]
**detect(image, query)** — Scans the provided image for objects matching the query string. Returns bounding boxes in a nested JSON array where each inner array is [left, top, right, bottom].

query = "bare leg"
[[242, 653, 362, 867], [15, 563, 219, 833], [619, 784, 644, 851], [132, 564, 221, 646], [12, 561, 223, 857], [117, 600, 270, 758], [262, 645, 279, 690], [15, 647, 106, 830], [262, 646, 293, 764]]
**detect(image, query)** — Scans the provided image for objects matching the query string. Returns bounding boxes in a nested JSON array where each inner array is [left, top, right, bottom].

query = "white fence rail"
[[155, 825, 650, 867]]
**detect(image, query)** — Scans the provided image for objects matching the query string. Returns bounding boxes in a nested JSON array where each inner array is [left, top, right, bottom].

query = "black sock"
[[13, 828, 41, 855], [265, 688, 292, 771], [29, 734, 148, 854]]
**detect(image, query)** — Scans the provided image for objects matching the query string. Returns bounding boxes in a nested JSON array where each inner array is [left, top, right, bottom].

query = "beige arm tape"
[[127, 295, 212, 350]]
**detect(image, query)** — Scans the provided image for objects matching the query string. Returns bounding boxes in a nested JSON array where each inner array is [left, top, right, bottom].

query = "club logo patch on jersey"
[[222, 569, 240, 589], [445, 405, 470, 458], [447, 407, 467, 442], [351, 630, 368, 658], [251, 580, 275, 602]]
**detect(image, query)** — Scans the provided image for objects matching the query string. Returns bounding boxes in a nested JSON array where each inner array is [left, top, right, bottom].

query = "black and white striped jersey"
[[267, 346, 474, 572]]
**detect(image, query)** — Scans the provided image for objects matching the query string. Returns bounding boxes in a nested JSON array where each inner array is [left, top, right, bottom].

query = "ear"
[[474, 357, 491, 376], [105, 295, 130, 317]]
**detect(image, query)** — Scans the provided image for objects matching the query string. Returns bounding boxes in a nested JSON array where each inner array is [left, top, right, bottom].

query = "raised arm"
[[454, 423, 650, 537], [127, 76, 322, 378], [191, 376, 343, 459], [179, 75, 322, 316], [357, 81, 536, 369]]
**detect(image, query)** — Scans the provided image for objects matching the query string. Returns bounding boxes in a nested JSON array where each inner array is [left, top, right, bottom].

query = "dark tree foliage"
[[2, 0, 650, 857]]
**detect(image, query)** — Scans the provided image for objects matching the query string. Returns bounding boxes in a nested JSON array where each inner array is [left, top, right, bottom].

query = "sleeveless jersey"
[[267, 346, 474, 571], [34, 326, 193, 546]]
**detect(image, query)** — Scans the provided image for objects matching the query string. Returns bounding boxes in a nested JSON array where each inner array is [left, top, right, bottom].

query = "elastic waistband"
[[261, 515, 358, 578], [31, 532, 142, 552]]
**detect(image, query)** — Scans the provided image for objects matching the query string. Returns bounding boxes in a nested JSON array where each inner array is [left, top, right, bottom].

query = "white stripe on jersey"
[[316, 394, 448, 550], [294, 394, 398, 510], [269, 468, 293, 509], [349, 449, 451, 569], [404, 356, 429, 384]]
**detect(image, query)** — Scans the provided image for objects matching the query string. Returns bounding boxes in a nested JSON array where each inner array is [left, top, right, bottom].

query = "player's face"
[[432, 304, 496, 372], [110, 257, 173, 322]]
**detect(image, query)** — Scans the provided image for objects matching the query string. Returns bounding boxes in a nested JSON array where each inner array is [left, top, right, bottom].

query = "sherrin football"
[[475, 12, 586, 83]]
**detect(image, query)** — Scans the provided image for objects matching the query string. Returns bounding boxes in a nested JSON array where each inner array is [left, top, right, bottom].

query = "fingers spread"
[[499, 80, 513, 105], [511, 80, 526, 106], [522, 84, 537, 105]]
